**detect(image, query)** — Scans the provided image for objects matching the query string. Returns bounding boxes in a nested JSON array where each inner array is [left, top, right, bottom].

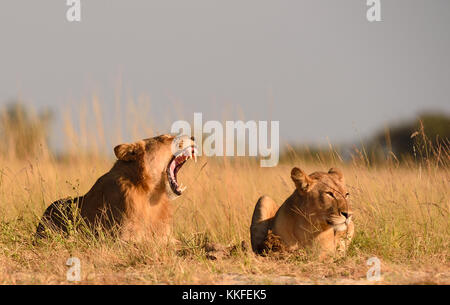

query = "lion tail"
[[250, 195, 278, 254]]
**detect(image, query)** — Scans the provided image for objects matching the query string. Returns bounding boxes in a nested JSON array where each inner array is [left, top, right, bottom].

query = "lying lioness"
[[250, 167, 354, 257], [36, 134, 197, 240]]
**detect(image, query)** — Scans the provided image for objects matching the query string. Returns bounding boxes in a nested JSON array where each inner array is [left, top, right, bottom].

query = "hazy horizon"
[[1, 0, 449, 150]]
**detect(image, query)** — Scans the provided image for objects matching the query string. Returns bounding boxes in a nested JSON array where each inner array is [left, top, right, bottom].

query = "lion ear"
[[328, 168, 344, 182], [114, 141, 145, 161], [291, 167, 315, 193]]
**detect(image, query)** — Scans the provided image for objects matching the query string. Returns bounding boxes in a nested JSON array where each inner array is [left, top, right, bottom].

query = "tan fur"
[[36, 134, 195, 241], [250, 167, 354, 258]]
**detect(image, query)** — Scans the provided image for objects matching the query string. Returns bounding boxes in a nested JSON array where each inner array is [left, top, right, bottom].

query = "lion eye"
[[345, 193, 350, 198], [325, 192, 336, 199]]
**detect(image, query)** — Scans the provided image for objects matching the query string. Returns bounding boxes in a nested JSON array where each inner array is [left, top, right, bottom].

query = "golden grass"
[[0, 152, 448, 284], [0, 98, 448, 284]]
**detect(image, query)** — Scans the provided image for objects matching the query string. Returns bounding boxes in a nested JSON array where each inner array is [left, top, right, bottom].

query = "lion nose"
[[341, 212, 352, 219]]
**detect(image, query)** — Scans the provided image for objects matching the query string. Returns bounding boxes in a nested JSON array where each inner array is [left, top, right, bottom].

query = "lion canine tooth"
[[193, 147, 198, 162]]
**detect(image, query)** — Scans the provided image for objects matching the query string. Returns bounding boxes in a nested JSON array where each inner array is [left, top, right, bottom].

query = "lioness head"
[[114, 134, 197, 197], [291, 167, 352, 232]]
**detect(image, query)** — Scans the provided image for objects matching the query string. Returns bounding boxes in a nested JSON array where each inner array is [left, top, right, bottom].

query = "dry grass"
[[0, 99, 448, 284], [0, 153, 448, 284]]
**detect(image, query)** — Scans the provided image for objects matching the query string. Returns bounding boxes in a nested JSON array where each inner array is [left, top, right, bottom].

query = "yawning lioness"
[[36, 134, 197, 240]]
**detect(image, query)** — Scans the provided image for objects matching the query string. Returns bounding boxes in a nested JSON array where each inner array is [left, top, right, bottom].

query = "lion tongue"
[[170, 154, 188, 192]]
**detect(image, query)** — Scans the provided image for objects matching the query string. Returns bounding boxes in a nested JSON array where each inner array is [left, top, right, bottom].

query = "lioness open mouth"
[[166, 145, 197, 196]]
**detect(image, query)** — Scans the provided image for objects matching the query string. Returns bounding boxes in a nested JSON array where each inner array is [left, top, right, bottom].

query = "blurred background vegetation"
[[0, 100, 449, 166], [0, 101, 52, 160], [370, 113, 450, 158]]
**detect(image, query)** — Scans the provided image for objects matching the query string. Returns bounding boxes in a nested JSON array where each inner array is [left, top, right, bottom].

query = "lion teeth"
[[193, 147, 198, 163]]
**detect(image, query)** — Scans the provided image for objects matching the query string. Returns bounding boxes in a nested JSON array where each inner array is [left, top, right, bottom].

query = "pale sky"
[[0, 0, 449, 150]]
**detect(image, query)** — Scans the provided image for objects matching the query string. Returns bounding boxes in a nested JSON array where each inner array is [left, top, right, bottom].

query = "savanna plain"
[[0, 102, 448, 285]]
